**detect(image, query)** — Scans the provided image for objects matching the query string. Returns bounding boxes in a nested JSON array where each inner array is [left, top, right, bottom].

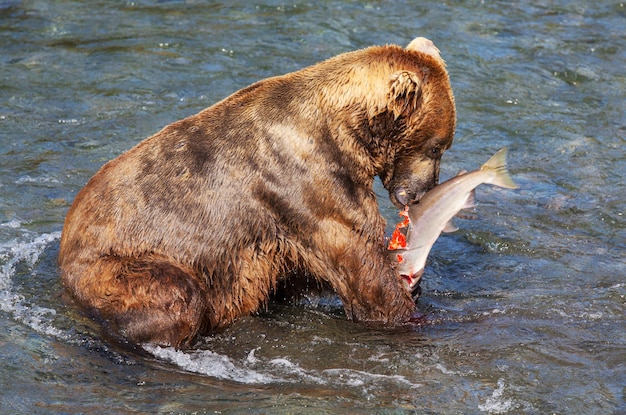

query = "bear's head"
[[377, 37, 457, 207]]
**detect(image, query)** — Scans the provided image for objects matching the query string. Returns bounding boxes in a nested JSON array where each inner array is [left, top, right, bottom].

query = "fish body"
[[389, 147, 518, 292]]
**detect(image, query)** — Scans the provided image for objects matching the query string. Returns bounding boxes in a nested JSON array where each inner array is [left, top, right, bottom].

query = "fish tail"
[[481, 147, 519, 189]]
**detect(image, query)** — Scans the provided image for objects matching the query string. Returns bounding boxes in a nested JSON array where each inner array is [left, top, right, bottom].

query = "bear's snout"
[[387, 156, 440, 208]]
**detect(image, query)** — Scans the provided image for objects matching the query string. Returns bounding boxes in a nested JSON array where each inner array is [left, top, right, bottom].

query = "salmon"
[[388, 147, 519, 294]]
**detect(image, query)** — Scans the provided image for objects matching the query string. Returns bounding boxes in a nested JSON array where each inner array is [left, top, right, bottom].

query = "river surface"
[[1, 1, 624, 414]]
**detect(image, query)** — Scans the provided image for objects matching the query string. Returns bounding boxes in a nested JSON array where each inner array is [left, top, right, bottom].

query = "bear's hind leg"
[[75, 256, 208, 349]]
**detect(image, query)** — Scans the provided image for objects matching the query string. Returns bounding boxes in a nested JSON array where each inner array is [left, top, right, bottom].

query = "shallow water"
[[1, 1, 624, 413]]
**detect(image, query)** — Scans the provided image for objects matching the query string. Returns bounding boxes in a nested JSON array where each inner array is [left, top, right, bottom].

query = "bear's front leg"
[[307, 224, 416, 325], [342, 243, 416, 325]]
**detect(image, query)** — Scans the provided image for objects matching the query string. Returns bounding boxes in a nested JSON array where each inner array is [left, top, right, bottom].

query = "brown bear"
[[59, 37, 456, 348]]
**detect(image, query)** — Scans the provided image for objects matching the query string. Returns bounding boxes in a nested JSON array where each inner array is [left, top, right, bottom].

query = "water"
[[1, 1, 624, 413]]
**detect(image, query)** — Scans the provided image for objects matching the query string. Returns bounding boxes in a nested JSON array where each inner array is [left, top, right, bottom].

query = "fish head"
[[390, 248, 425, 293], [402, 268, 424, 294]]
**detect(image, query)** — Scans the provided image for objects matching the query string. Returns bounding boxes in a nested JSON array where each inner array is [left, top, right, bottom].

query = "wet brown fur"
[[59, 38, 456, 348]]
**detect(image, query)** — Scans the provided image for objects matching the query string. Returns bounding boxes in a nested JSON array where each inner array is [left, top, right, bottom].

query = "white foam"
[[434, 362, 475, 377], [144, 345, 275, 384], [0, 231, 60, 285], [143, 343, 425, 391], [268, 358, 326, 384], [323, 368, 420, 389], [478, 378, 516, 414], [310, 335, 333, 345], [10, 301, 66, 339], [367, 352, 390, 363], [580, 311, 603, 320], [0, 219, 22, 229], [15, 175, 60, 185], [482, 308, 506, 316], [0, 230, 67, 340], [246, 347, 260, 364]]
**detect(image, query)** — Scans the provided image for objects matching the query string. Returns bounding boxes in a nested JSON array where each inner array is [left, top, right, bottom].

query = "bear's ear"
[[405, 37, 445, 66], [388, 71, 422, 120]]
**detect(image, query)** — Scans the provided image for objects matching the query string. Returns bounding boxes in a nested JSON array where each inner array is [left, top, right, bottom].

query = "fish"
[[388, 147, 519, 295]]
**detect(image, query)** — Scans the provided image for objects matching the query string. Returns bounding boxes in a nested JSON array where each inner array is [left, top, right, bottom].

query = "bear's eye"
[[429, 146, 441, 158]]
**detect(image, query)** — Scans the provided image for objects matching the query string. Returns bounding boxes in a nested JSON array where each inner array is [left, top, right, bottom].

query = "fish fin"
[[481, 147, 519, 189], [462, 189, 477, 209], [456, 169, 468, 176], [442, 220, 458, 233]]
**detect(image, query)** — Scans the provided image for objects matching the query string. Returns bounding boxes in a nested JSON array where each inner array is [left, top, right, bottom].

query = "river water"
[[1, 1, 624, 414]]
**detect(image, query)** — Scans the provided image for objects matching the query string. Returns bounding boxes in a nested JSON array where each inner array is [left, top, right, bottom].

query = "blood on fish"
[[388, 208, 410, 250]]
